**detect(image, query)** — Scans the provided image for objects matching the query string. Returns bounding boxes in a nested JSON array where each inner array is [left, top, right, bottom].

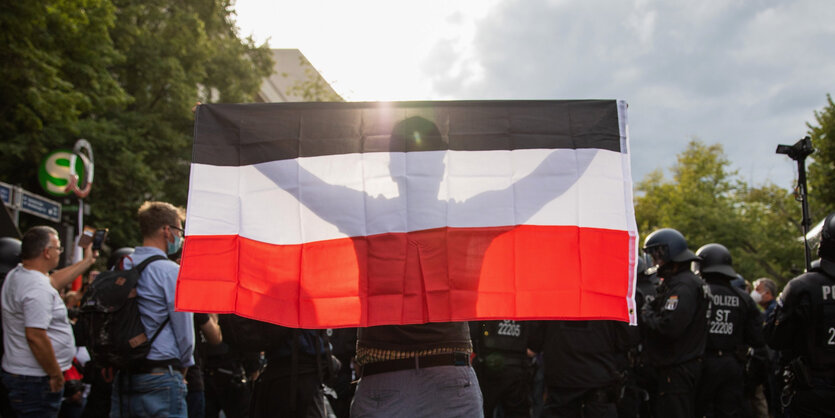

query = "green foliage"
[[808, 94, 835, 218], [736, 183, 804, 284], [0, 0, 127, 194], [635, 139, 803, 287], [0, 0, 274, 249], [89, 0, 274, 246]]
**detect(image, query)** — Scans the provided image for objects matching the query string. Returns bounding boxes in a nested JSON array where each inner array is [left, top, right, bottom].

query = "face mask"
[[750, 289, 763, 304], [167, 233, 183, 256]]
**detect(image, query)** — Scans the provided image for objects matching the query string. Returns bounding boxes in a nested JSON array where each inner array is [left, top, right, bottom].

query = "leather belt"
[[145, 366, 180, 374], [132, 358, 181, 373], [360, 352, 471, 377]]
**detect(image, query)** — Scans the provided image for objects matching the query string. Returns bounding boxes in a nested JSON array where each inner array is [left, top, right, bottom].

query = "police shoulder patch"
[[664, 295, 679, 311]]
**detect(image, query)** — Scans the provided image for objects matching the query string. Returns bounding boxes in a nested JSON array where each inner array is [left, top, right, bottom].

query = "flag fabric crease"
[[176, 100, 638, 328]]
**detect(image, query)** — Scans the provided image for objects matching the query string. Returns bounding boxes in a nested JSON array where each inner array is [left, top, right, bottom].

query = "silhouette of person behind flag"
[[255, 114, 595, 325]]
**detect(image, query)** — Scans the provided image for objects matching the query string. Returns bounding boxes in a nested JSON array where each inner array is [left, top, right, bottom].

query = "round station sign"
[[38, 150, 86, 197]]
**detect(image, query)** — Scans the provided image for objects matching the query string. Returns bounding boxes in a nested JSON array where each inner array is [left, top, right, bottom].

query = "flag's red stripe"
[[176, 225, 631, 328]]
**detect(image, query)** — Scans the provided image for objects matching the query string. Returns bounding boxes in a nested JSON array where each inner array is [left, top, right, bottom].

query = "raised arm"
[[455, 149, 596, 224], [255, 161, 393, 236]]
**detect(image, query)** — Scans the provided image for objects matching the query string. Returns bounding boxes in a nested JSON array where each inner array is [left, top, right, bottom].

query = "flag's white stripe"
[[185, 148, 631, 245]]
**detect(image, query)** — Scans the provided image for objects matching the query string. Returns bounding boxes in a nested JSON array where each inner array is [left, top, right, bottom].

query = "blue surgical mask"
[[167, 233, 183, 256]]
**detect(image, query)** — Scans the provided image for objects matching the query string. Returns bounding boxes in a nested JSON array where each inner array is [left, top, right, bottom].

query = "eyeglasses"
[[168, 225, 184, 236], [47, 246, 64, 254]]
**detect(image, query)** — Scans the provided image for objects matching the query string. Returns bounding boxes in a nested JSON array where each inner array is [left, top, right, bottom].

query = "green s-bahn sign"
[[38, 149, 86, 197]]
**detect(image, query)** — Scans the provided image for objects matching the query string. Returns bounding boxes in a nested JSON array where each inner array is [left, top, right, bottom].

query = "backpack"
[[78, 255, 168, 369]]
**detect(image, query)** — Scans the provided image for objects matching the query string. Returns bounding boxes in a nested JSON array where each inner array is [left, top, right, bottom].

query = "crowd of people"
[[0, 201, 833, 417]]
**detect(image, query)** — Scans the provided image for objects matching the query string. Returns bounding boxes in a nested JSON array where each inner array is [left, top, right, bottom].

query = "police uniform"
[[617, 266, 658, 418], [766, 263, 835, 417], [641, 268, 710, 417], [203, 316, 261, 418], [470, 320, 531, 418], [251, 328, 333, 418], [325, 327, 356, 418], [530, 320, 636, 418], [697, 275, 764, 417]]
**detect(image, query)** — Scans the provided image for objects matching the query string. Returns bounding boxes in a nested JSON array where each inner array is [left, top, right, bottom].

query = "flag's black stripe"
[[192, 100, 622, 166]]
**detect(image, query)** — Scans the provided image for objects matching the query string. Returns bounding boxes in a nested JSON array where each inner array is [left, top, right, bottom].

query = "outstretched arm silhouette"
[[254, 115, 596, 235], [254, 148, 595, 234]]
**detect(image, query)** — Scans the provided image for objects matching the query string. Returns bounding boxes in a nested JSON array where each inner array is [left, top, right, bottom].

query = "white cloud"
[[421, 0, 835, 187], [232, 0, 835, 188]]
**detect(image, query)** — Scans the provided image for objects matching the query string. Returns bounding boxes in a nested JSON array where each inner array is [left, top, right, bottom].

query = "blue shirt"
[[126, 247, 194, 367]]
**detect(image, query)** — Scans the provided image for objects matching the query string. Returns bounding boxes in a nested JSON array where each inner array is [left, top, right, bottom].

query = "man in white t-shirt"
[[0, 226, 88, 417]]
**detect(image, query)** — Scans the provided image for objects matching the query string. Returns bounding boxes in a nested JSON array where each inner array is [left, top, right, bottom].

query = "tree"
[[0, 0, 274, 249], [86, 0, 268, 246], [635, 140, 803, 286], [736, 183, 804, 283], [0, 0, 127, 198], [77, 0, 274, 247], [635, 141, 741, 247], [807, 94, 835, 218]]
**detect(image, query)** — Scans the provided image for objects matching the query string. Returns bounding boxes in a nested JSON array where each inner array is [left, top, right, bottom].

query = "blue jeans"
[[110, 368, 187, 417], [1, 371, 63, 417]]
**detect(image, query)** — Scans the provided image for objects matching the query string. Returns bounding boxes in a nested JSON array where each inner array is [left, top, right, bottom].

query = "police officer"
[[251, 328, 334, 417], [530, 320, 636, 418], [765, 212, 835, 417], [203, 315, 261, 418], [635, 253, 661, 314], [215, 315, 334, 418], [470, 320, 532, 417], [693, 243, 764, 417], [325, 327, 356, 418], [618, 253, 658, 418], [641, 228, 711, 417]]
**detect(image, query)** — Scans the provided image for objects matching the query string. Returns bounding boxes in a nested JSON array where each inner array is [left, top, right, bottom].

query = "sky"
[[233, 0, 835, 189]]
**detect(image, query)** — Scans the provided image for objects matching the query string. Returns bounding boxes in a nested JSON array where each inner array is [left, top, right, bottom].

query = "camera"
[[776, 136, 814, 161]]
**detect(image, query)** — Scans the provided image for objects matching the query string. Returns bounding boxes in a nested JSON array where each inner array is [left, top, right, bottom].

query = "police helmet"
[[107, 247, 134, 270], [637, 253, 647, 274], [818, 212, 835, 262], [695, 243, 737, 279], [0, 237, 22, 275], [730, 274, 746, 291], [643, 228, 699, 267]]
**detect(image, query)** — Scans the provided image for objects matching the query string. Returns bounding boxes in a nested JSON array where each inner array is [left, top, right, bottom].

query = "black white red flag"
[[176, 100, 638, 328]]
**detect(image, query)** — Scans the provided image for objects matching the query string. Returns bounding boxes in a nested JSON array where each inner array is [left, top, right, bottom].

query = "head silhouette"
[[390, 116, 446, 152], [389, 116, 447, 196]]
